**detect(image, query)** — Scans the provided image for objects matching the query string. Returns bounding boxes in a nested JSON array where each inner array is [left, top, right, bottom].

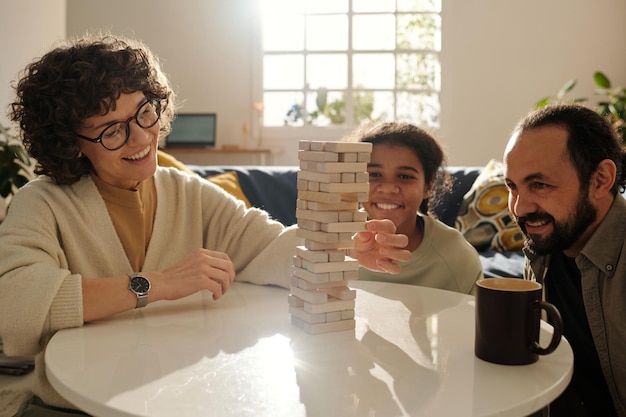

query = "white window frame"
[[251, 1, 441, 143]]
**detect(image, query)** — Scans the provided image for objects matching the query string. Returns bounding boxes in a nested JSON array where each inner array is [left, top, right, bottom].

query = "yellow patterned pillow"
[[454, 159, 524, 252], [206, 171, 252, 208]]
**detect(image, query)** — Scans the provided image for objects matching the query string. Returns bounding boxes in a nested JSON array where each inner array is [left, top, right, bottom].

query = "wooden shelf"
[[162, 147, 283, 165]]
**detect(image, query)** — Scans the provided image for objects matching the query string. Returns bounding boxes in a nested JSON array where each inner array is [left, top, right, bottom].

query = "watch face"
[[130, 276, 150, 294]]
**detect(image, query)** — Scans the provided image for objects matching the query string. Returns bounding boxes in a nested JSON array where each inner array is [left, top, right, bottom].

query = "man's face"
[[503, 126, 597, 256]]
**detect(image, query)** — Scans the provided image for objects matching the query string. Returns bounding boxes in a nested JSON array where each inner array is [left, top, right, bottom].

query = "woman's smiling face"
[[77, 92, 160, 190], [363, 143, 431, 236]]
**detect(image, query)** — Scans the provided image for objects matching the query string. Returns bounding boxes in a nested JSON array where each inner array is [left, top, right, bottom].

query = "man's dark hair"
[[515, 104, 626, 195]]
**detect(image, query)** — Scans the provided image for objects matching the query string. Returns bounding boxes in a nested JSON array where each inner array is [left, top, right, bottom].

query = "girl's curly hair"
[[9, 33, 177, 185]]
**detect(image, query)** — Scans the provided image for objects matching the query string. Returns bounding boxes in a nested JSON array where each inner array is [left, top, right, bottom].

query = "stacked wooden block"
[[289, 140, 373, 334]]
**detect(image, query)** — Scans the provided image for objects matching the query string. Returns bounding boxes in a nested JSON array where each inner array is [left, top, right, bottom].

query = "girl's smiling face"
[[363, 143, 432, 236], [77, 92, 160, 190]]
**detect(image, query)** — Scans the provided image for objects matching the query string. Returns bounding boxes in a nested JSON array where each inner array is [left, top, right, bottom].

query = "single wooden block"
[[297, 218, 322, 231], [338, 153, 357, 162], [323, 142, 373, 153], [304, 239, 355, 251], [355, 172, 370, 183], [353, 210, 368, 221], [327, 250, 346, 262], [296, 208, 340, 223], [290, 285, 328, 304], [319, 182, 369, 193], [295, 245, 329, 263], [297, 190, 341, 204], [292, 266, 329, 283], [299, 140, 312, 151], [298, 150, 339, 162], [314, 162, 367, 174], [307, 181, 320, 192], [325, 311, 342, 322], [292, 255, 302, 267], [321, 221, 366, 233], [357, 152, 371, 163], [298, 170, 342, 183], [341, 172, 356, 183], [301, 258, 359, 273], [340, 192, 369, 203], [291, 315, 356, 334], [304, 298, 355, 314], [296, 228, 339, 243], [292, 276, 349, 291], [341, 309, 355, 320], [342, 270, 359, 280], [305, 200, 359, 211]]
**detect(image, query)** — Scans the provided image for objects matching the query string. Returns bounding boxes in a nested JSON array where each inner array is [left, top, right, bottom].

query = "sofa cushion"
[[188, 165, 298, 225], [205, 171, 252, 208], [454, 160, 524, 252], [432, 166, 482, 227]]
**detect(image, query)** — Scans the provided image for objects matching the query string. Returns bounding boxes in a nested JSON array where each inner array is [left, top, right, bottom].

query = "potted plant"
[[536, 71, 626, 143], [0, 121, 31, 219]]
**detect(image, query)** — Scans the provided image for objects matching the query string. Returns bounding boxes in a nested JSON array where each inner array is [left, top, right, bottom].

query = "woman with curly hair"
[[346, 122, 482, 294], [0, 34, 410, 416]]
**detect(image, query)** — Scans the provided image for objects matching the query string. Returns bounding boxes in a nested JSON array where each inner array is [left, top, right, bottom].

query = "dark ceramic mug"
[[474, 278, 563, 365]]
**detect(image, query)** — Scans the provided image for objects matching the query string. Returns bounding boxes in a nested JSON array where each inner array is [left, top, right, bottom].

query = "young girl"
[[348, 122, 482, 294]]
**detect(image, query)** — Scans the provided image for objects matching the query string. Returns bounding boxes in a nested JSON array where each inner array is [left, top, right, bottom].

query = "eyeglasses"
[[76, 100, 162, 151]]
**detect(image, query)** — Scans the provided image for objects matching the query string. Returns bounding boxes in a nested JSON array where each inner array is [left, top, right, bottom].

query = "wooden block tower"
[[289, 140, 373, 334]]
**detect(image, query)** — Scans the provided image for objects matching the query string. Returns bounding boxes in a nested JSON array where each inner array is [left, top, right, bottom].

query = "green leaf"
[[536, 97, 550, 108], [594, 71, 611, 89], [557, 79, 577, 99]]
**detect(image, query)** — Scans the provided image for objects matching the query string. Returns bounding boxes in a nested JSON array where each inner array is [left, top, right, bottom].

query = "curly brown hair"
[[9, 33, 177, 185]]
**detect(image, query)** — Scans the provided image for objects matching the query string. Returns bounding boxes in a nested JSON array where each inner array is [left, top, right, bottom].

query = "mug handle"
[[531, 301, 563, 355]]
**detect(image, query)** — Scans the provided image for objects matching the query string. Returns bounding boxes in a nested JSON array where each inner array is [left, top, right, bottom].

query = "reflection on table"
[[46, 280, 573, 417]]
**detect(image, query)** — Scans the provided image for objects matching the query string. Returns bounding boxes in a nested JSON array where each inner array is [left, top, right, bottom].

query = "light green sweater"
[[359, 215, 483, 295], [0, 167, 296, 411]]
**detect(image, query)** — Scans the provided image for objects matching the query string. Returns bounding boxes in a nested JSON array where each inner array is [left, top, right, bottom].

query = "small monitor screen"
[[165, 113, 216, 148]]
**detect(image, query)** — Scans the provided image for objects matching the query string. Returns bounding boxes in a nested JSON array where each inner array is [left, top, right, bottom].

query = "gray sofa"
[[188, 164, 525, 278]]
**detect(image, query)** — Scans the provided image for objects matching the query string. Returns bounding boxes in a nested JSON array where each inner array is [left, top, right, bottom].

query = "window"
[[256, 0, 442, 139]]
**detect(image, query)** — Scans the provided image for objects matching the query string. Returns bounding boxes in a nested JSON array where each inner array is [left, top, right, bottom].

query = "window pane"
[[260, 0, 305, 15], [306, 90, 346, 126], [369, 91, 395, 122], [397, 13, 441, 51], [264, 55, 304, 89], [352, 0, 395, 12], [306, 15, 348, 51], [353, 14, 395, 51], [353, 53, 395, 89], [306, 0, 347, 14], [396, 91, 440, 127], [262, 15, 304, 51], [396, 53, 441, 90], [306, 54, 347, 89], [264, 92, 305, 126], [397, 0, 442, 12]]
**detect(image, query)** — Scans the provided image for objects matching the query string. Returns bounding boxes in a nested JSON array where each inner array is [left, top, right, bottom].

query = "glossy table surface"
[[46, 281, 573, 417]]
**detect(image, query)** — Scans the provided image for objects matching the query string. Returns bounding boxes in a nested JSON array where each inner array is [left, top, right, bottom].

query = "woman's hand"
[[151, 248, 236, 301], [350, 219, 411, 274], [83, 248, 235, 323]]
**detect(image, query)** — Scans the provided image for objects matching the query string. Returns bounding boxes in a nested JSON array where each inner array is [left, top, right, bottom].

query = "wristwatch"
[[128, 273, 151, 308]]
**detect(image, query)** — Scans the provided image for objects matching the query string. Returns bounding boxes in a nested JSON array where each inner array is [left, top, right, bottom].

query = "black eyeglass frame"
[[75, 99, 162, 151]]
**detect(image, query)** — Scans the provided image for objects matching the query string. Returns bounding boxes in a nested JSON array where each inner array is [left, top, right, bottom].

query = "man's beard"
[[517, 192, 597, 256]]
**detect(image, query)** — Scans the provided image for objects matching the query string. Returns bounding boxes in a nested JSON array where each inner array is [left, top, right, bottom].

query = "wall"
[[440, 0, 626, 165], [62, 0, 626, 165], [0, 0, 66, 127]]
